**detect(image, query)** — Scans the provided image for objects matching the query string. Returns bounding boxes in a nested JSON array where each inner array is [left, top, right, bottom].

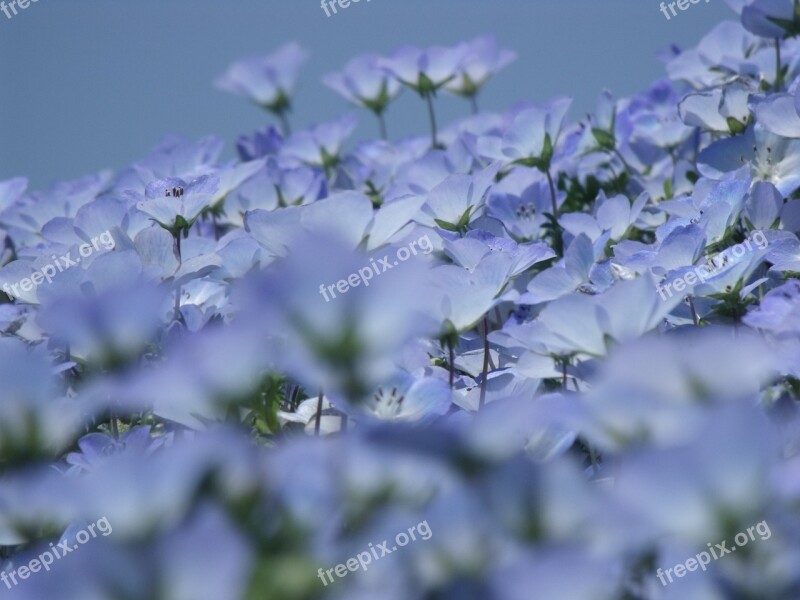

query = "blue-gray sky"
[[0, 0, 732, 189]]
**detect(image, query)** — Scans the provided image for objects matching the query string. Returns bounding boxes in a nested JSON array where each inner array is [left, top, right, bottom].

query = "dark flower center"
[[165, 186, 185, 198]]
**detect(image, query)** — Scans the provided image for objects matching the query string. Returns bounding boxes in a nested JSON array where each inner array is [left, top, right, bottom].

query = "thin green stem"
[[212, 212, 220, 242], [424, 92, 439, 148], [448, 343, 455, 389], [479, 316, 490, 410], [376, 111, 388, 141], [775, 38, 784, 90], [545, 169, 558, 217], [277, 110, 292, 137], [314, 392, 323, 436], [688, 296, 699, 326]]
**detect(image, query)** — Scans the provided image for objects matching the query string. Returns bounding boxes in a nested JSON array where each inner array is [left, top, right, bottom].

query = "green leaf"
[[726, 117, 747, 136], [540, 133, 554, 170], [434, 218, 461, 232], [591, 128, 616, 150]]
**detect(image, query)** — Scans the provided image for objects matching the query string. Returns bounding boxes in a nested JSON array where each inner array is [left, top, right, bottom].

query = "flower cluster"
[[2, 2, 800, 598]]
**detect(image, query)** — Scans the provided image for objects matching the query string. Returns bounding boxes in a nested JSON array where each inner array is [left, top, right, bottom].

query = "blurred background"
[[0, 0, 730, 189]]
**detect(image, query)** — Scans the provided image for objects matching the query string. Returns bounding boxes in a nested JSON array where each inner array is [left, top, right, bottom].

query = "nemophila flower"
[[493, 549, 621, 600], [762, 232, 800, 270], [278, 395, 342, 435], [158, 503, 255, 600], [324, 54, 402, 139], [415, 164, 500, 231], [743, 279, 800, 332], [584, 89, 618, 145], [280, 114, 358, 175], [698, 123, 800, 195], [519, 234, 598, 304], [133, 226, 222, 287], [200, 159, 266, 239], [452, 368, 542, 412], [240, 232, 437, 404], [483, 99, 573, 170], [70, 196, 131, 247], [562, 191, 649, 243], [611, 402, 776, 534], [364, 195, 429, 250], [528, 274, 682, 358], [430, 253, 516, 333], [340, 138, 431, 204], [445, 35, 517, 112], [386, 148, 471, 200], [215, 42, 309, 133], [246, 191, 374, 260], [35, 252, 167, 364], [751, 72, 800, 136], [679, 79, 754, 134], [0, 337, 82, 460], [730, 0, 800, 38], [690, 172, 752, 243], [114, 135, 224, 194], [680, 241, 770, 309], [666, 21, 762, 89], [208, 159, 266, 208], [65, 426, 165, 474], [31, 428, 259, 537], [236, 125, 283, 161], [226, 163, 326, 227], [349, 372, 452, 423], [379, 44, 468, 146], [745, 180, 784, 228], [0, 173, 110, 250], [379, 44, 467, 95], [575, 90, 641, 177], [112, 323, 274, 427], [443, 230, 554, 277], [625, 223, 706, 277], [488, 178, 562, 242], [136, 175, 219, 240], [626, 81, 696, 161], [0, 176, 27, 213]]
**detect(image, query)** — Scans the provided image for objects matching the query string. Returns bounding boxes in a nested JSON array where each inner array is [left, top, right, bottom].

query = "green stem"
[[776, 38, 784, 90], [545, 169, 558, 217], [314, 392, 323, 436], [376, 111, 388, 141], [424, 92, 439, 148], [479, 316, 490, 410], [277, 110, 292, 137], [688, 296, 699, 326], [448, 343, 455, 389]]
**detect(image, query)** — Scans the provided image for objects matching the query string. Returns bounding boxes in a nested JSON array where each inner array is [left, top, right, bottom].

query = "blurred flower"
[[215, 42, 309, 133]]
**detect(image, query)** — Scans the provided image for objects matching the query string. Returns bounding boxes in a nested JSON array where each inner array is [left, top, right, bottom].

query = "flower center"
[[372, 386, 405, 417], [165, 186, 185, 198]]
